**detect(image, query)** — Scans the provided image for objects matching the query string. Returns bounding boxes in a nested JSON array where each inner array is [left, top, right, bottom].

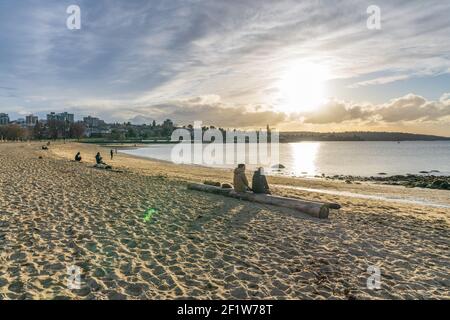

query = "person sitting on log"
[[252, 167, 271, 194], [75, 152, 82, 162], [233, 164, 251, 192]]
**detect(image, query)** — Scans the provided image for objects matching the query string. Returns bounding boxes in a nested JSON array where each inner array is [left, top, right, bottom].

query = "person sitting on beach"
[[252, 167, 271, 194], [75, 152, 82, 162], [95, 152, 105, 165], [233, 164, 251, 192]]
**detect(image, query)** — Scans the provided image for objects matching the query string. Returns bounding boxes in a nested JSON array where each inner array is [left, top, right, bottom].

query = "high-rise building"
[[83, 116, 105, 128], [47, 112, 57, 122], [26, 114, 39, 126], [83, 116, 108, 137], [60, 112, 74, 123], [0, 113, 9, 125], [47, 112, 75, 123]]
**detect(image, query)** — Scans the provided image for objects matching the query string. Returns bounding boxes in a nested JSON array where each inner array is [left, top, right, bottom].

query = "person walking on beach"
[[252, 167, 271, 194], [110, 149, 114, 160], [233, 164, 251, 192], [75, 152, 82, 162]]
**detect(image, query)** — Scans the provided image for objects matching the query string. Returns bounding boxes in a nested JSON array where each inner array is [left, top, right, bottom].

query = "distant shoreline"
[[73, 130, 450, 145], [84, 139, 450, 146]]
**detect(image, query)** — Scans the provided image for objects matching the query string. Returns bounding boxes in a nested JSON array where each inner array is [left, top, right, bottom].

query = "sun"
[[277, 62, 330, 113]]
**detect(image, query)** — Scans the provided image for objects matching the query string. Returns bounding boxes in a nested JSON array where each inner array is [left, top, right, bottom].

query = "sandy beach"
[[0, 141, 449, 300]]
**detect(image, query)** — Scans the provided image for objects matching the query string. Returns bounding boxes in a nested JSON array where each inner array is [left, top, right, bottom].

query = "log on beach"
[[187, 183, 336, 219]]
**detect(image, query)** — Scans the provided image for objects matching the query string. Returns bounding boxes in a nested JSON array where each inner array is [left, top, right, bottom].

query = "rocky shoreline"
[[322, 174, 450, 190]]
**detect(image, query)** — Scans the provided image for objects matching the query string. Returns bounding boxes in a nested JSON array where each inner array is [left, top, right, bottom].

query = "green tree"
[[126, 128, 137, 138]]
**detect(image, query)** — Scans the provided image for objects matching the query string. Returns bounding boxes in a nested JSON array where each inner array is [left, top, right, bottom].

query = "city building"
[[46, 112, 57, 122], [47, 112, 75, 123], [11, 118, 26, 127], [83, 116, 107, 137], [26, 114, 39, 126], [83, 116, 105, 128], [0, 113, 10, 125], [62, 112, 75, 123]]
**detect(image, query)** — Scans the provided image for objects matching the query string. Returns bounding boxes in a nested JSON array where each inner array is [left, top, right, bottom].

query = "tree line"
[[0, 120, 85, 141]]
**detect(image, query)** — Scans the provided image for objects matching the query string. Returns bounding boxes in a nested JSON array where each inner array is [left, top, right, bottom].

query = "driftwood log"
[[187, 183, 340, 219]]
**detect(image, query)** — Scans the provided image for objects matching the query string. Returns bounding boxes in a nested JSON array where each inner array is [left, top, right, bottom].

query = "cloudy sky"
[[1, 0, 449, 135]]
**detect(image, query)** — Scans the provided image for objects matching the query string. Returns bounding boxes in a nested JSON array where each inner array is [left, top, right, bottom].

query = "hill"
[[279, 131, 450, 142]]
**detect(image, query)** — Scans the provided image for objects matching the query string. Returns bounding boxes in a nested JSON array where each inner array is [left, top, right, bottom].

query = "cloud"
[[129, 96, 287, 128], [1, 0, 450, 108], [1, 0, 450, 136], [376, 94, 450, 122], [300, 93, 450, 124], [0, 86, 18, 97], [300, 100, 372, 124], [90, 92, 450, 130], [439, 93, 450, 101], [348, 75, 410, 88]]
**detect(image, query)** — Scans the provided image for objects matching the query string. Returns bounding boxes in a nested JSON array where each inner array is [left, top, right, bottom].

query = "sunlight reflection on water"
[[121, 141, 450, 177]]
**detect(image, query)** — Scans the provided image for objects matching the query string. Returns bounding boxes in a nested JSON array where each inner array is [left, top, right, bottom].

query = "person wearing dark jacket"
[[252, 167, 271, 194], [75, 152, 82, 162], [95, 152, 105, 165]]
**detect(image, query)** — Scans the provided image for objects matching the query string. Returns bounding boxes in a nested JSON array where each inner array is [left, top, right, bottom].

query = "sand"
[[0, 141, 449, 300]]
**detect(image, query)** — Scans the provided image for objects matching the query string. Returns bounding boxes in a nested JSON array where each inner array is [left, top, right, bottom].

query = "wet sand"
[[0, 141, 449, 299]]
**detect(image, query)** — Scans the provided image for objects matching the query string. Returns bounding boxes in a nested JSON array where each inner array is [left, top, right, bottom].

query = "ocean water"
[[121, 141, 450, 177]]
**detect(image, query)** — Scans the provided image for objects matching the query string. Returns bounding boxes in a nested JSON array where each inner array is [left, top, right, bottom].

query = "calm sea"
[[121, 141, 450, 177]]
